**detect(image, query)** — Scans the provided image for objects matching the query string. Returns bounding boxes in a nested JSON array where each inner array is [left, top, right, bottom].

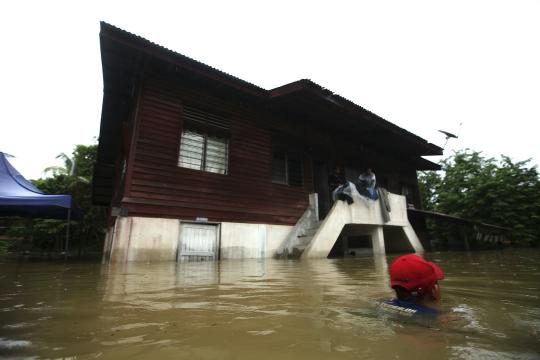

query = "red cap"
[[390, 254, 445, 295]]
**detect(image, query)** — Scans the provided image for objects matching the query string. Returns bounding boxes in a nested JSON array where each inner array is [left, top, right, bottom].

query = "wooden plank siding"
[[122, 75, 311, 225]]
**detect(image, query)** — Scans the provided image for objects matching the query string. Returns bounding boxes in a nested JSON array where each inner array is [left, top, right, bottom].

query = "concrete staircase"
[[275, 189, 424, 259], [293, 221, 322, 256], [274, 194, 320, 259]]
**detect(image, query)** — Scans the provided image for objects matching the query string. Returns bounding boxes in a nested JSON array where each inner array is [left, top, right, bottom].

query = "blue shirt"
[[380, 299, 440, 318]]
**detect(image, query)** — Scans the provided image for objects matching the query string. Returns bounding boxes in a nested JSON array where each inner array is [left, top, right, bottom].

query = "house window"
[[178, 129, 228, 174], [271, 150, 303, 187]]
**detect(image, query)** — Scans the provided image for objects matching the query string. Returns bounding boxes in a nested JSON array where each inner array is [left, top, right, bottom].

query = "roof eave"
[[269, 80, 443, 156]]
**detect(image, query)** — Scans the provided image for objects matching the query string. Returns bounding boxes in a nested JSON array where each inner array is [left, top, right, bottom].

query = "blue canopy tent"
[[0, 152, 74, 256]]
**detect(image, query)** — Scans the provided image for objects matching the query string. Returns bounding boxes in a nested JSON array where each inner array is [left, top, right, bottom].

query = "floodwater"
[[1, 250, 539, 359]]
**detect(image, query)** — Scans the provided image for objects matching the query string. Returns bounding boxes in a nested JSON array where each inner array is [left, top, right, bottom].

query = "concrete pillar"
[[309, 193, 319, 220], [403, 224, 424, 253], [373, 254, 390, 283], [371, 226, 386, 255]]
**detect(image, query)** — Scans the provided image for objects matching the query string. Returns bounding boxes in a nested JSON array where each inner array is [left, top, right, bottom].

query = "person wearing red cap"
[[381, 254, 445, 317]]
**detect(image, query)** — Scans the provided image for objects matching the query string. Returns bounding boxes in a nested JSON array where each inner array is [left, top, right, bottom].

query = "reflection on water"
[[0, 250, 539, 359]]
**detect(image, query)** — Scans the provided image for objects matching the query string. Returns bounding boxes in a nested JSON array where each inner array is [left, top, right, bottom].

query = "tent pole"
[[65, 208, 71, 260]]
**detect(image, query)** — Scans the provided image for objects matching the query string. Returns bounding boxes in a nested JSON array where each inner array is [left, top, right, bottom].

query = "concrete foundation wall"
[[107, 216, 291, 262], [110, 217, 180, 262], [220, 222, 291, 259]]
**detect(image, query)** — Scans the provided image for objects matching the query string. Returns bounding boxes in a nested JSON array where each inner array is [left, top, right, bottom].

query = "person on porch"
[[329, 165, 345, 192], [357, 168, 378, 200]]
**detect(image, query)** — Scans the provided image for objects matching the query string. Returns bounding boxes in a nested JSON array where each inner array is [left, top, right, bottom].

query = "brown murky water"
[[1, 250, 539, 359]]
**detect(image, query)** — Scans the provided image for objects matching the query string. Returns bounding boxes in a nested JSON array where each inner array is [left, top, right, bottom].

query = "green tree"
[[419, 150, 540, 247], [43, 145, 95, 184], [418, 170, 440, 212]]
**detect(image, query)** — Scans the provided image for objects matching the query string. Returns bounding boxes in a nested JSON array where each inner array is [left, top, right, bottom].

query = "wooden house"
[[93, 23, 442, 262]]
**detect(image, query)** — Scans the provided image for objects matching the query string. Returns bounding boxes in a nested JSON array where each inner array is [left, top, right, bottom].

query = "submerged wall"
[[105, 217, 291, 262], [220, 222, 290, 259]]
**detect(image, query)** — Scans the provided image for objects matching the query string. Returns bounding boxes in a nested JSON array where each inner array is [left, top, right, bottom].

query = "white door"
[[178, 223, 218, 262]]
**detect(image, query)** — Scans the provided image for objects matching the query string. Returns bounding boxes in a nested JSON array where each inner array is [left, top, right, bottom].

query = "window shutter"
[[178, 106, 230, 174], [205, 136, 228, 174], [178, 130, 205, 170]]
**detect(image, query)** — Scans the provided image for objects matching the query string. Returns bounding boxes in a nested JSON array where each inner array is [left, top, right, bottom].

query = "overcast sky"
[[1, 0, 539, 179]]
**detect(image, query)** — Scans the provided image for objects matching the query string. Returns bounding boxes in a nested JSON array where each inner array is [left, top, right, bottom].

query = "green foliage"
[[0, 234, 17, 255], [5, 144, 107, 256], [417, 170, 440, 212], [418, 150, 540, 246]]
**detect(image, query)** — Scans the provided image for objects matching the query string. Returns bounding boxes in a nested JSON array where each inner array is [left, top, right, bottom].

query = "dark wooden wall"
[[116, 69, 425, 226], [121, 74, 311, 225]]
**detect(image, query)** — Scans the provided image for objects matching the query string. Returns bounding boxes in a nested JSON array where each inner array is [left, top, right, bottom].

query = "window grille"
[[205, 136, 228, 174], [271, 150, 303, 187], [271, 151, 287, 184], [178, 129, 228, 174], [287, 156, 303, 187]]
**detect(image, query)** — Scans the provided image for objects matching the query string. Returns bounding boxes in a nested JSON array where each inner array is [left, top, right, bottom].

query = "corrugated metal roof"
[[100, 22, 266, 96], [100, 22, 442, 156], [269, 79, 442, 155]]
